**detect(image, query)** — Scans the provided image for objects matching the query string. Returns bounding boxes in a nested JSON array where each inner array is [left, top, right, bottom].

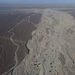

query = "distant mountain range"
[[0, 3, 75, 10]]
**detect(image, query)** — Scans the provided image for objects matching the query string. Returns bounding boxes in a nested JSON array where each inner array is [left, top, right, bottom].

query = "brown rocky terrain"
[[0, 11, 42, 75]]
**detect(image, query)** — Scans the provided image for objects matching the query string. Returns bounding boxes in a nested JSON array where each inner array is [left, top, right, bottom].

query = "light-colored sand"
[[13, 9, 75, 75]]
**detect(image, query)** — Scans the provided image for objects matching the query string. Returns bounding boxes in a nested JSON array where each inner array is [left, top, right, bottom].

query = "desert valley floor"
[[0, 8, 75, 75]]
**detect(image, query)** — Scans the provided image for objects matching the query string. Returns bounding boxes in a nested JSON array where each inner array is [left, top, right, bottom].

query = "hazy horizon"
[[0, 0, 75, 4]]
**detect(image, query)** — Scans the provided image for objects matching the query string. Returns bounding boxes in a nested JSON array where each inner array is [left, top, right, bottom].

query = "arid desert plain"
[[0, 7, 75, 75]]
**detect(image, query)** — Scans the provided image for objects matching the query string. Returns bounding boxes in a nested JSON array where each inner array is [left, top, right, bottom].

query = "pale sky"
[[0, 0, 75, 4]]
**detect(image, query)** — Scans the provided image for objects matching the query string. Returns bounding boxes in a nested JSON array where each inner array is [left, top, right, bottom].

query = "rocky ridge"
[[13, 9, 75, 75]]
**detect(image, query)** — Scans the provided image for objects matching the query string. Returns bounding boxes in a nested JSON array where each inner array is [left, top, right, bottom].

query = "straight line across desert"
[[4, 9, 75, 75]]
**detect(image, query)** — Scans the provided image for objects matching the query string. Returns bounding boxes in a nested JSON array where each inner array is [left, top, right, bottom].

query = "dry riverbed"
[[12, 9, 75, 75]]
